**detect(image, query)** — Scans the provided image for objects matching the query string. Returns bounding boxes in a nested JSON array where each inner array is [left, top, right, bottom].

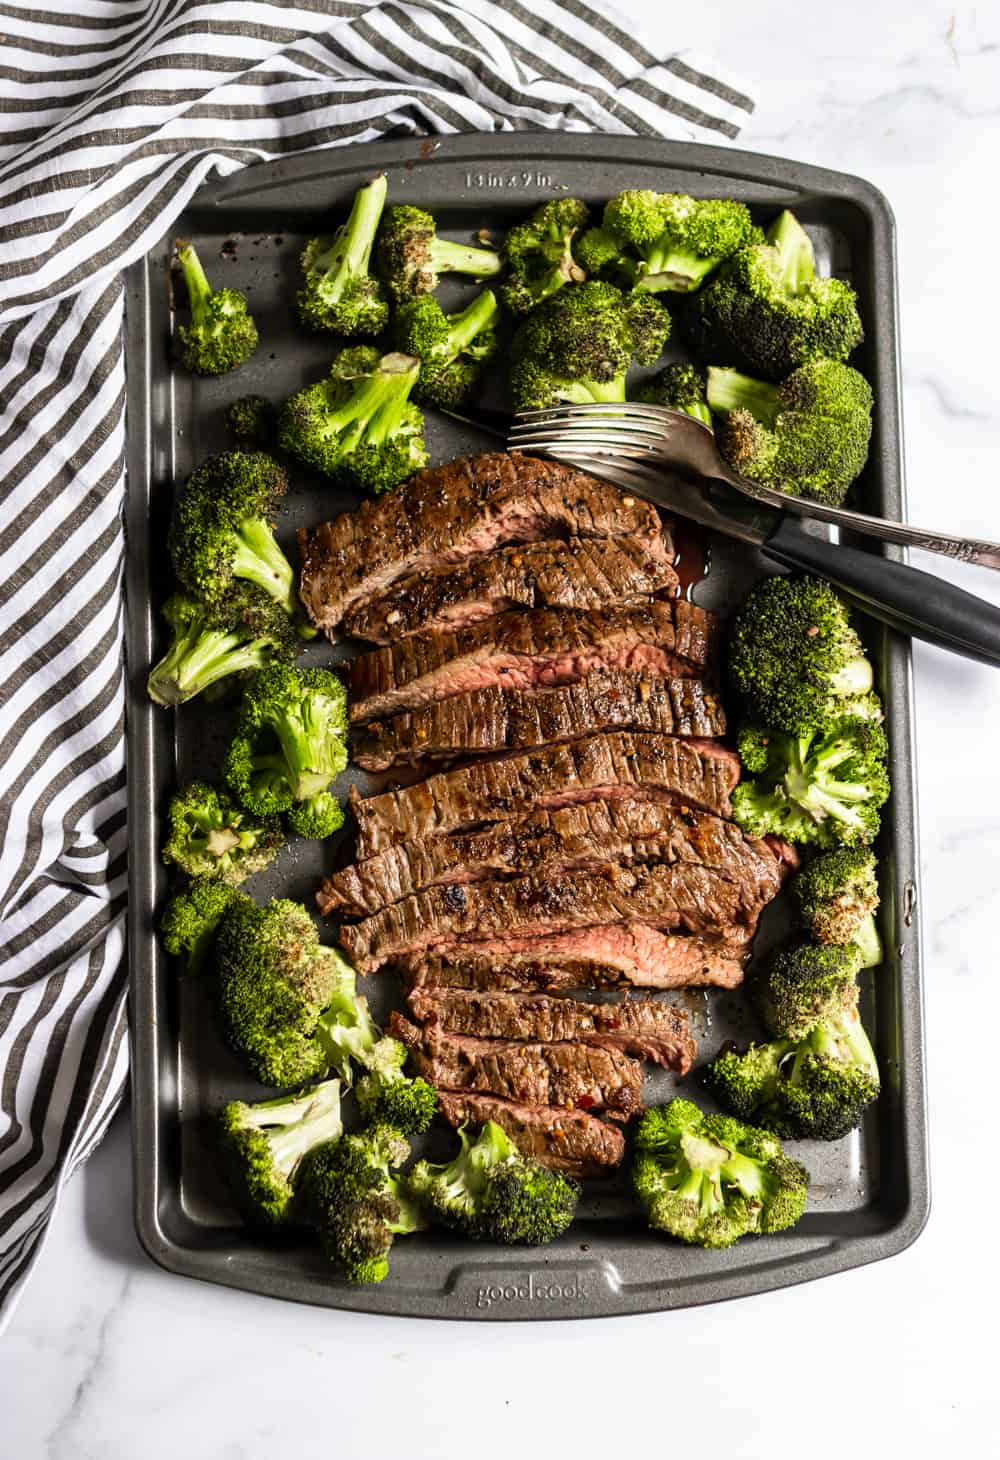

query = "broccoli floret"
[[510, 280, 670, 409], [160, 879, 250, 974], [377, 205, 502, 303], [169, 451, 305, 627], [636, 362, 712, 427], [755, 938, 863, 1039], [707, 358, 873, 505], [278, 347, 428, 494], [296, 173, 390, 336], [146, 592, 297, 708], [602, 191, 756, 294], [287, 790, 345, 841], [728, 574, 875, 733], [217, 1079, 343, 1228], [500, 198, 589, 314], [407, 1119, 578, 1245], [223, 664, 348, 833], [174, 239, 258, 375], [392, 289, 499, 408], [733, 714, 890, 849], [631, 1098, 809, 1248], [226, 395, 277, 447], [681, 209, 864, 379], [299, 1125, 426, 1284], [573, 225, 637, 286], [162, 781, 283, 884], [354, 1037, 437, 1136], [795, 847, 882, 967]]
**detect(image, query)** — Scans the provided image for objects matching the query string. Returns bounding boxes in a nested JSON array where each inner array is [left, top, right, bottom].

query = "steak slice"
[[338, 861, 767, 974], [407, 988, 696, 1073], [391, 1013, 644, 1118], [436, 1091, 625, 1176], [320, 803, 778, 918], [347, 601, 718, 722], [396, 926, 747, 991], [351, 732, 740, 857], [342, 534, 678, 643], [298, 453, 662, 635], [351, 670, 725, 771]]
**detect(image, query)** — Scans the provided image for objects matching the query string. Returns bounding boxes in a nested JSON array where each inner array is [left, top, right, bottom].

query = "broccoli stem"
[[229, 519, 296, 614], [550, 376, 627, 405], [706, 367, 782, 427], [767, 210, 815, 295], [312, 174, 387, 288], [443, 289, 499, 357], [147, 624, 272, 706], [176, 240, 212, 322], [427, 236, 502, 279], [852, 912, 883, 969], [326, 354, 418, 441], [639, 245, 718, 293]]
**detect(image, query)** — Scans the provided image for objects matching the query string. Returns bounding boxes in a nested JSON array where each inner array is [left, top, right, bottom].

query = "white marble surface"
[[7, 2, 1000, 1453]]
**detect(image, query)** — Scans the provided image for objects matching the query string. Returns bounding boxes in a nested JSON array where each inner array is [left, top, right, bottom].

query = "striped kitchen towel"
[[0, 0, 754, 1325]]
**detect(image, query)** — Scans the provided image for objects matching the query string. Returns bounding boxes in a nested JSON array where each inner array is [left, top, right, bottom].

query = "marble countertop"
[[7, 2, 998, 1453]]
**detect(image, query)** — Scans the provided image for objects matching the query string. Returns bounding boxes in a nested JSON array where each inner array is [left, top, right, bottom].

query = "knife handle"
[[761, 516, 1000, 668]]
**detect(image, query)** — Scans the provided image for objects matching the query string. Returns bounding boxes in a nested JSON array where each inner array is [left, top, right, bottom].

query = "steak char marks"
[[436, 1092, 626, 1176]]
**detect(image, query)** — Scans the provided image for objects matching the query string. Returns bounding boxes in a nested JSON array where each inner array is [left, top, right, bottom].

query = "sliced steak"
[[407, 988, 696, 1073], [342, 534, 678, 643], [352, 670, 725, 771], [391, 1013, 644, 1118], [321, 803, 778, 918], [436, 1091, 625, 1176], [347, 601, 718, 722], [351, 732, 740, 857], [396, 926, 747, 991], [338, 861, 767, 974], [298, 453, 662, 635]]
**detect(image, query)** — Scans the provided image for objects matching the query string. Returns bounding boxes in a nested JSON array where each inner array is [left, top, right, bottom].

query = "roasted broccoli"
[[217, 1079, 343, 1227], [500, 198, 589, 314], [407, 1119, 578, 1245], [174, 239, 258, 375], [299, 1125, 426, 1283], [732, 714, 890, 848], [636, 362, 712, 427], [391, 289, 499, 408], [377, 205, 502, 302], [226, 395, 277, 447], [354, 1037, 437, 1136], [573, 225, 637, 286], [707, 358, 873, 505], [161, 781, 283, 884], [159, 879, 249, 974], [510, 280, 670, 409], [278, 347, 427, 494], [728, 575, 874, 733], [296, 173, 390, 336], [704, 991, 880, 1142], [755, 938, 864, 1039], [795, 847, 882, 967], [146, 592, 297, 708], [223, 664, 348, 836], [601, 190, 756, 293], [631, 1098, 809, 1248], [681, 209, 864, 379]]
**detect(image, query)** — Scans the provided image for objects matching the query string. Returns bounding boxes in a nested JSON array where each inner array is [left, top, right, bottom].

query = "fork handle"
[[761, 517, 1000, 667]]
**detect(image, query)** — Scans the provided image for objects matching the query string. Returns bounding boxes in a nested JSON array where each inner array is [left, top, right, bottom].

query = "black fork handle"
[[762, 517, 1000, 667]]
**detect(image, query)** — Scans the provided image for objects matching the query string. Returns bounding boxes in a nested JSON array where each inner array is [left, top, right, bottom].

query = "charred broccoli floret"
[[755, 938, 864, 1039], [795, 847, 882, 967], [278, 346, 427, 494], [353, 1037, 437, 1136], [162, 781, 283, 884], [146, 592, 297, 708], [377, 205, 501, 302], [407, 1119, 578, 1244], [391, 289, 499, 408], [601, 190, 756, 293], [217, 1079, 343, 1227], [500, 198, 589, 314], [174, 239, 258, 375], [296, 173, 389, 336], [681, 209, 864, 379], [636, 361, 712, 427], [159, 879, 250, 974], [226, 395, 277, 447], [631, 1098, 809, 1248], [707, 358, 873, 505]]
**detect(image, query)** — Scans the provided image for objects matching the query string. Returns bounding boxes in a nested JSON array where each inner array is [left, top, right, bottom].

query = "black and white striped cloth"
[[0, 0, 753, 1325]]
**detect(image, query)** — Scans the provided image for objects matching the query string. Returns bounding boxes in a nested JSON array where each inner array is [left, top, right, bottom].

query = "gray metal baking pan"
[[125, 133, 929, 1319]]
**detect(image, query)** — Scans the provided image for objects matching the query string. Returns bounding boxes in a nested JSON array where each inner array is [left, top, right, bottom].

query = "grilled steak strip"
[[351, 670, 725, 772], [351, 732, 740, 857], [406, 988, 696, 1073], [342, 534, 678, 643], [298, 453, 662, 635], [320, 803, 778, 919], [339, 861, 767, 974], [347, 601, 718, 723], [391, 1013, 644, 1118], [436, 1091, 625, 1176], [396, 927, 747, 991]]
